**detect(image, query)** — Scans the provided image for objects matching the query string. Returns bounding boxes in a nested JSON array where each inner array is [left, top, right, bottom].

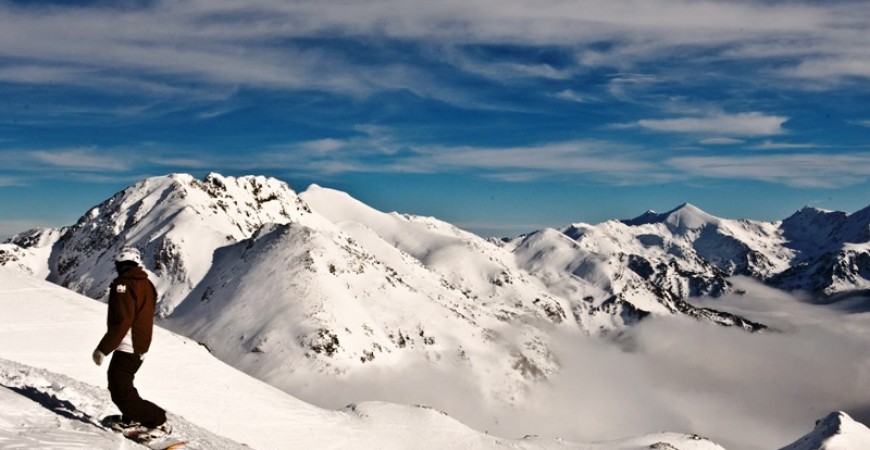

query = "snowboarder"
[[92, 247, 171, 438]]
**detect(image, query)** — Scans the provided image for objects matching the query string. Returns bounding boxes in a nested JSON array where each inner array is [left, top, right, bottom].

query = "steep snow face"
[[510, 227, 655, 331], [841, 205, 870, 244], [166, 187, 569, 404], [775, 206, 870, 294], [299, 185, 571, 327], [781, 207, 849, 257], [9, 173, 313, 315], [779, 411, 870, 450]]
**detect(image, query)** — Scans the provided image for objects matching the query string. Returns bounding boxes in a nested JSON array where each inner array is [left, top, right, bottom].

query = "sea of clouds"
[[284, 277, 870, 450]]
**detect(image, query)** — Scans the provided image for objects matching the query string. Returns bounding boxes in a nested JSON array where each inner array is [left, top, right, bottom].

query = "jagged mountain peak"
[[779, 411, 870, 450], [22, 172, 316, 315], [780, 204, 865, 254], [784, 205, 847, 224]]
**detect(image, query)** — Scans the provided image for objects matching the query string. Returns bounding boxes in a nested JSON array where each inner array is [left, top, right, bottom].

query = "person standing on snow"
[[92, 247, 170, 435]]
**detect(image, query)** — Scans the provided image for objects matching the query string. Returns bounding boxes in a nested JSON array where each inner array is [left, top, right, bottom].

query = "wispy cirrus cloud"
[[0, 146, 196, 180], [413, 141, 654, 177], [669, 153, 870, 188], [261, 131, 670, 185], [750, 140, 821, 150], [0, 0, 867, 105], [27, 148, 129, 171]]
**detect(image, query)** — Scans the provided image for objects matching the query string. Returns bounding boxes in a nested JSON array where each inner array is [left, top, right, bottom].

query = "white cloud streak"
[[750, 140, 821, 150], [28, 149, 128, 171], [0, 146, 196, 180], [636, 112, 788, 137], [421, 142, 648, 172], [0, 176, 23, 188], [553, 89, 587, 103], [239, 133, 674, 185], [700, 137, 745, 145], [669, 152, 870, 188]]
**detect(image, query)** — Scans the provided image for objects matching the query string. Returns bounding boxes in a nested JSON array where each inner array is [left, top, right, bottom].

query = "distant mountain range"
[[2, 173, 868, 403]]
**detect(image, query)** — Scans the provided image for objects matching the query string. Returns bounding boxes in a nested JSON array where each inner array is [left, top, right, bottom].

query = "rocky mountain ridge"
[[779, 411, 870, 450]]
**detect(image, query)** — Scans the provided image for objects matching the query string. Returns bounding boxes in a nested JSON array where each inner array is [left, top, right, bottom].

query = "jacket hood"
[[118, 265, 149, 281]]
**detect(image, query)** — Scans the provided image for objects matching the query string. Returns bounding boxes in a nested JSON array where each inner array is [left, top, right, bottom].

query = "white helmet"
[[114, 247, 143, 265]]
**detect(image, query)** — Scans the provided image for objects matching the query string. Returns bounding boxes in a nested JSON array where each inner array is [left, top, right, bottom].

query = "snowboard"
[[133, 436, 188, 450], [101, 415, 187, 449]]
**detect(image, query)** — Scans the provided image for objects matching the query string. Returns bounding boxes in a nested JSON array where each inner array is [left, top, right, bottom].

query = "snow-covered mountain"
[[0, 267, 732, 450], [503, 201, 870, 334], [504, 203, 782, 332], [772, 206, 870, 294], [170, 178, 573, 405], [779, 411, 870, 450], [2, 173, 869, 409], [34, 173, 313, 316], [2, 174, 572, 406]]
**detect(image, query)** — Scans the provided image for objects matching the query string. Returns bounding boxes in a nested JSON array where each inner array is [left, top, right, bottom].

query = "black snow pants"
[[107, 351, 166, 428]]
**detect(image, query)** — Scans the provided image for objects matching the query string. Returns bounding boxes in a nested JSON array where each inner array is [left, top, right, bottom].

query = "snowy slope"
[[1, 174, 572, 412], [779, 411, 870, 450], [0, 268, 729, 450], [298, 184, 567, 317], [165, 219, 561, 404], [157, 183, 573, 405], [0, 359, 245, 450]]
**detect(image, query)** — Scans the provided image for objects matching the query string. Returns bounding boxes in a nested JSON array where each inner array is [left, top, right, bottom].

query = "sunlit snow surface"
[[2, 174, 870, 450], [0, 268, 730, 450]]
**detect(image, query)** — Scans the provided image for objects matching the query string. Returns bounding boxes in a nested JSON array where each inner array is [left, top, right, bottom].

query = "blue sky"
[[1, 0, 869, 238]]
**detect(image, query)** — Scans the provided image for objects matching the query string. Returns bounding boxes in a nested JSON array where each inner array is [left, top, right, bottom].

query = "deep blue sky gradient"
[[1, 0, 869, 238]]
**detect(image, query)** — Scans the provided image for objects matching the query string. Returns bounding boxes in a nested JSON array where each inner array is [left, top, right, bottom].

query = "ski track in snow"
[[0, 359, 242, 450]]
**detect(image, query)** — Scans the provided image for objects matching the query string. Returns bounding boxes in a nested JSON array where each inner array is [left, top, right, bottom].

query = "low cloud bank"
[[287, 277, 870, 450]]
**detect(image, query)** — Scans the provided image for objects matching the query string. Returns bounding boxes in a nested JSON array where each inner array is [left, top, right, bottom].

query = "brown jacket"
[[97, 266, 158, 355]]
